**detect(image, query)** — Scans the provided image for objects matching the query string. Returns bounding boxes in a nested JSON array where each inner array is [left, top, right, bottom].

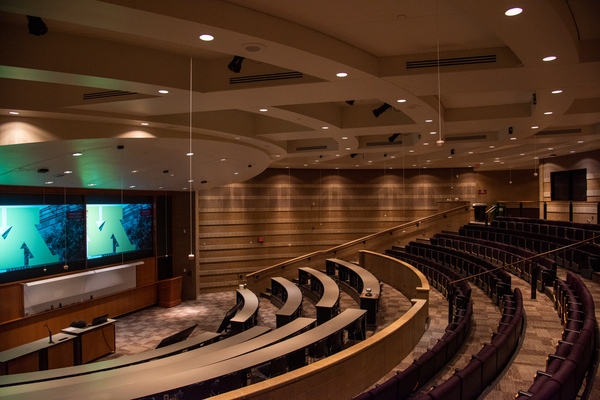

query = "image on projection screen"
[[0, 204, 85, 274], [86, 203, 152, 260]]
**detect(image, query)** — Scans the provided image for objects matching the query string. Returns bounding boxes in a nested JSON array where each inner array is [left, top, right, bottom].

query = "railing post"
[[530, 262, 537, 299], [569, 202, 573, 222], [448, 285, 455, 324], [543, 202, 548, 219], [597, 202, 599, 222], [519, 202, 523, 217]]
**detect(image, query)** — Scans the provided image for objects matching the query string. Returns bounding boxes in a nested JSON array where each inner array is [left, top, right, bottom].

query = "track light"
[[388, 133, 400, 143], [345, 100, 355, 105], [27, 16, 47, 36], [372, 103, 391, 118], [228, 56, 245, 73]]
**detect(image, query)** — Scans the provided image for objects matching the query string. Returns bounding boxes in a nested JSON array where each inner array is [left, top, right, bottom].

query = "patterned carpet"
[[97, 266, 600, 400]]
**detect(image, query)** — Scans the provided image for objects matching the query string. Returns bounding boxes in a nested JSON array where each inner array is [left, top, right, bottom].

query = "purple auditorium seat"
[[454, 358, 483, 400], [368, 375, 399, 400], [352, 391, 374, 400], [525, 371, 553, 396], [395, 363, 420, 399], [415, 351, 437, 385], [474, 344, 498, 387], [565, 343, 589, 386], [442, 330, 459, 359], [519, 379, 561, 400], [431, 340, 449, 372], [426, 375, 461, 400], [550, 360, 578, 400]]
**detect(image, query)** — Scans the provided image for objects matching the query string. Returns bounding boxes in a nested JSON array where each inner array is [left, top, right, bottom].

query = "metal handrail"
[[247, 203, 470, 279]]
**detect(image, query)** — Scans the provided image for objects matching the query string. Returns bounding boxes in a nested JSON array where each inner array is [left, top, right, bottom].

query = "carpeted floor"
[[97, 266, 600, 399]]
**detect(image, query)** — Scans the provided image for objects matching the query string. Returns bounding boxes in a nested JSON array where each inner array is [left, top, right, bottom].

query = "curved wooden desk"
[[298, 267, 340, 325], [271, 277, 303, 328], [230, 288, 260, 334]]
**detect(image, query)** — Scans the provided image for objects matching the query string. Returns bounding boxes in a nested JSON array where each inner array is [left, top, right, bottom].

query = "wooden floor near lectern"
[[158, 276, 182, 308]]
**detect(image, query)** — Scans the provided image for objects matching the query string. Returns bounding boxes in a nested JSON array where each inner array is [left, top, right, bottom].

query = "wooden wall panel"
[[0, 283, 23, 323]]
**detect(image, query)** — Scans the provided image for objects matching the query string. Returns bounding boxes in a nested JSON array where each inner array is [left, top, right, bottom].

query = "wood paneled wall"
[[197, 167, 538, 293]]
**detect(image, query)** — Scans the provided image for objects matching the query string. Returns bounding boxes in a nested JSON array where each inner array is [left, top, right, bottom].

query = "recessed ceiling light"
[[158, 90, 169, 94], [259, 108, 268, 112], [64, 170, 73, 174], [322, 126, 329, 129], [397, 99, 407, 103], [505, 7, 523, 16], [336, 154, 340, 157], [468, 151, 474, 154], [368, 160, 372, 163], [425, 119, 433, 123], [543, 56, 557, 62], [45, 181, 53, 185], [304, 164, 308, 167], [520, 153, 525, 156], [531, 126, 539, 129], [9, 111, 19, 115], [342, 136, 348, 140], [510, 137, 517, 140], [88, 183, 96, 187], [480, 162, 484, 165], [489, 145, 495, 148], [275, 154, 280, 157], [199, 34, 214, 41], [129, 185, 136, 188], [235, 137, 241, 140], [544, 111, 553, 115], [188, 179, 193, 183], [430, 131, 436, 135], [336, 72, 348, 77], [186, 152, 194, 156], [234, 172, 239, 175], [220, 158, 226, 161], [570, 150, 575, 153], [356, 164, 359, 167], [448, 156, 452, 159], [141, 122, 149, 126], [423, 166, 427, 169], [346, 147, 351, 150], [551, 89, 563, 94], [548, 147, 553, 150], [577, 140, 584, 143], [409, 149, 414, 153], [426, 160, 431, 163], [72, 152, 83, 157], [131, 169, 139, 173], [423, 142, 429, 146], [534, 156, 539, 159], [183, 187, 188, 190], [391, 156, 395, 159], [412, 164, 417, 167]]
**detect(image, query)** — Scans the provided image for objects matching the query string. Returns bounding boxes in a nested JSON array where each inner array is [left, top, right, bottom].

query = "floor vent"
[[536, 128, 582, 136], [366, 141, 403, 147], [296, 145, 328, 151], [444, 134, 488, 142], [407, 54, 496, 69], [83, 90, 138, 100], [230, 71, 303, 85]]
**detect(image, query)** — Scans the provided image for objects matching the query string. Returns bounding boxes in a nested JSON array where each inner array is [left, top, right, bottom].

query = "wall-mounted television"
[[0, 203, 85, 281], [86, 203, 153, 267]]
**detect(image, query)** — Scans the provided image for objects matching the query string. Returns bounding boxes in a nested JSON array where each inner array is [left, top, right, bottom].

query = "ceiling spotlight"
[[345, 100, 355, 105], [72, 152, 83, 157], [543, 56, 557, 62], [388, 133, 400, 143], [199, 34, 214, 41], [505, 7, 523, 16], [436, 139, 444, 147], [373, 103, 391, 118], [27, 16, 47, 36], [228, 56, 245, 73]]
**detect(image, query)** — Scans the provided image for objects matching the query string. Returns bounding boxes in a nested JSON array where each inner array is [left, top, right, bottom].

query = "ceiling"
[[0, 0, 599, 191]]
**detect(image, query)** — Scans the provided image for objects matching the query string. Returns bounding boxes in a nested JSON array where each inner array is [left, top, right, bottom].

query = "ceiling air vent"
[[366, 141, 403, 147], [444, 134, 488, 142], [536, 128, 582, 136], [230, 71, 303, 85], [83, 90, 138, 100], [296, 145, 328, 151], [407, 55, 496, 69]]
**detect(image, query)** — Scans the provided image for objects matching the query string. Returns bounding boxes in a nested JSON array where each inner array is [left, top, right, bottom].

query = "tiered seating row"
[[352, 250, 473, 400], [494, 216, 600, 245], [402, 241, 512, 305], [460, 223, 600, 279], [418, 288, 524, 400], [516, 273, 598, 399], [433, 232, 557, 291]]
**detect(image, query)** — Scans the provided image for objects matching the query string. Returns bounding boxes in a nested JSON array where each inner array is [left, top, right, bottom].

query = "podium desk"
[[0, 333, 75, 375], [62, 319, 116, 364]]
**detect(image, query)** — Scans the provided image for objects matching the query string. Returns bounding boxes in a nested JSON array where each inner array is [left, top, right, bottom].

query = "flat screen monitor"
[[155, 324, 198, 349], [91, 313, 109, 326]]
